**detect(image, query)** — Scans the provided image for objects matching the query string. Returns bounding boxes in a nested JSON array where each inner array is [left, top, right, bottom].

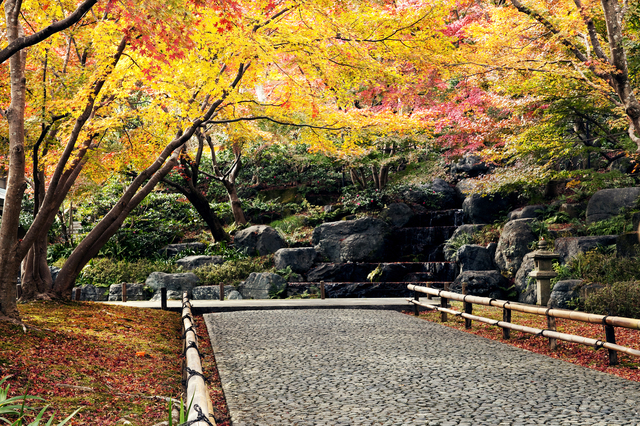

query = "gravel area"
[[204, 309, 640, 426]]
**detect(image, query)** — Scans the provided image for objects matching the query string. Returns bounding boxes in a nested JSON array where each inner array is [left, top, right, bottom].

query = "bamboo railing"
[[407, 284, 640, 365], [182, 293, 216, 426]]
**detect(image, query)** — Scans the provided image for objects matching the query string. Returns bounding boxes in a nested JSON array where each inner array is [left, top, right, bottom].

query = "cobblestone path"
[[204, 309, 640, 426]]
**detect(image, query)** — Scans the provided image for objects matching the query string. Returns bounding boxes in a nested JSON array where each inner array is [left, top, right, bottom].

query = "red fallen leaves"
[[0, 301, 184, 426], [409, 302, 640, 382], [194, 315, 231, 426]]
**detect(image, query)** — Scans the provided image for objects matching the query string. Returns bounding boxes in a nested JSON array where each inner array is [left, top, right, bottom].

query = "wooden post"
[[502, 308, 511, 339], [440, 283, 449, 322], [121, 283, 127, 303], [547, 315, 557, 350], [426, 282, 432, 300], [320, 282, 326, 300], [74, 287, 81, 301], [605, 325, 619, 366], [462, 283, 472, 329], [413, 290, 419, 316], [219, 282, 224, 301], [16, 284, 21, 300], [161, 287, 167, 310]]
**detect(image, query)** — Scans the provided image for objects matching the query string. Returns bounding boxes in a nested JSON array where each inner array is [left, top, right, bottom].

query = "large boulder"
[[49, 266, 60, 283], [617, 232, 640, 258], [463, 193, 512, 224], [425, 178, 457, 209], [548, 280, 583, 309], [72, 284, 108, 301], [402, 180, 455, 209], [108, 283, 152, 301], [146, 272, 199, 300], [514, 253, 536, 305], [450, 155, 490, 178], [379, 203, 414, 228], [177, 255, 225, 270], [450, 271, 510, 299], [443, 224, 485, 261], [312, 217, 390, 263], [192, 285, 236, 300], [494, 218, 537, 275], [274, 248, 317, 274], [159, 242, 206, 258], [455, 244, 495, 272], [508, 205, 546, 221], [234, 225, 286, 256], [238, 272, 287, 299], [554, 235, 618, 264], [586, 187, 640, 223]]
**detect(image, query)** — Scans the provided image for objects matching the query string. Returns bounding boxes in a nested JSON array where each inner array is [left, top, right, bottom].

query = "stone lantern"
[[528, 238, 559, 306]]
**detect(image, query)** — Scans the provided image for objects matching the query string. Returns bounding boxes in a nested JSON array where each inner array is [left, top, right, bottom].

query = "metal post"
[[161, 287, 167, 310]]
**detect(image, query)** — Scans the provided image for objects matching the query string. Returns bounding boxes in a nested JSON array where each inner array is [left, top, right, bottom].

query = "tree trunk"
[[52, 145, 186, 298], [0, 0, 28, 320], [179, 186, 230, 242], [223, 181, 247, 225]]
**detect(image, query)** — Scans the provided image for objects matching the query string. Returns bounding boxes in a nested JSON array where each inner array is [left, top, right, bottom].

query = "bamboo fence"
[[182, 293, 215, 426], [407, 284, 640, 365]]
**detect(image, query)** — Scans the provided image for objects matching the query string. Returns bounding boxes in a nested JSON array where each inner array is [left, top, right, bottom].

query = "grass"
[[410, 301, 640, 381], [0, 301, 184, 426]]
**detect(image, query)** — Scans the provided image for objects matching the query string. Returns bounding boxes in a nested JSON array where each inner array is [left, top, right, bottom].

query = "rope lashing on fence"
[[181, 292, 215, 426], [178, 404, 215, 426], [407, 297, 640, 359], [407, 284, 640, 330], [184, 340, 201, 358]]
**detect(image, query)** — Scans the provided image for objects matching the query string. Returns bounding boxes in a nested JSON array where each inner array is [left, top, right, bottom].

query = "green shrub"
[[584, 281, 640, 318], [77, 258, 180, 286], [270, 215, 307, 234], [192, 255, 274, 286]]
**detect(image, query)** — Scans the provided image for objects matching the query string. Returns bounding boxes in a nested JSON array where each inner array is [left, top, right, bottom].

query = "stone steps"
[[287, 281, 453, 298], [306, 261, 456, 283]]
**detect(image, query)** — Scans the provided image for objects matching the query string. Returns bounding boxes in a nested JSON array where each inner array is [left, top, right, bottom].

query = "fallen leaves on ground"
[[0, 301, 183, 425], [408, 301, 640, 382]]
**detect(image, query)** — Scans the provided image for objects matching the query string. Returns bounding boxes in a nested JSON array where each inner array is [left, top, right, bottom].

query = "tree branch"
[[0, 0, 98, 64]]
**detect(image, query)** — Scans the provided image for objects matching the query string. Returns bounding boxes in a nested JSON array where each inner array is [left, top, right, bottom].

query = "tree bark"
[[0, 0, 28, 320]]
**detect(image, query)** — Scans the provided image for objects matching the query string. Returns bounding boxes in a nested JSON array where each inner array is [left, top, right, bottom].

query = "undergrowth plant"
[[193, 255, 275, 286]]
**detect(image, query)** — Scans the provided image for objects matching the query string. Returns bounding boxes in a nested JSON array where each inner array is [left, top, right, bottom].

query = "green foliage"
[[76, 258, 180, 287], [554, 251, 640, 286], [339, 183, 442, 214], [192, 255, 274, 286], [270, 215, 307, 234], [584, 281, 640, 319], [585, 214, 635, 236], [444, 232, 474, 260], [563, 170, 637, 202], [0, 377, 81, 426], [472, 225, 502, 246]]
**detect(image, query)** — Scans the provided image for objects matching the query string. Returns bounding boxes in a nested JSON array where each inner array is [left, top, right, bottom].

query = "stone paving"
[[204, 309, 640, 426]]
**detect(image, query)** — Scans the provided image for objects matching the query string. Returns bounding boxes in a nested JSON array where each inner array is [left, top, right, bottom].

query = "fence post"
[[74, 287, 81, 301], [462, 283, 472, 329], [16, 284, 22, 300], [219, 282, 224, 301], [605, 325, 619, 366], [426, 282, 432, 300], [161, 287, 167, 310], [440, 283, 448, 322], [502, 308, 511, 339], [547, 315, 557, 350], [320, 281, 326, 300], [413, 290, 419, 316], [121, 283, 127, 303]]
